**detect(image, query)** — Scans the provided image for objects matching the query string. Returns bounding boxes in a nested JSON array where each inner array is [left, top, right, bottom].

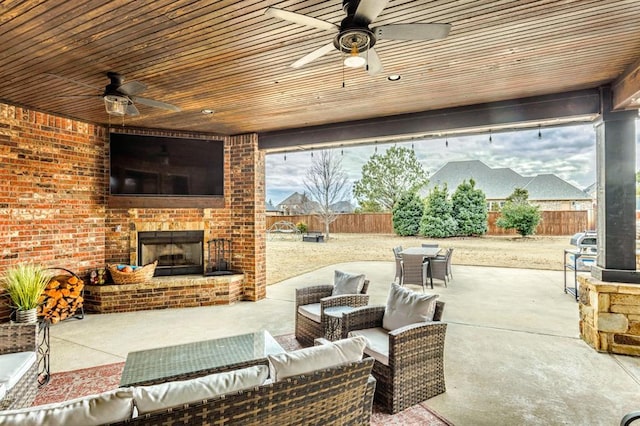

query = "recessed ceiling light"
[[201, 109, 215, 114], [387, 75, 401, 81]]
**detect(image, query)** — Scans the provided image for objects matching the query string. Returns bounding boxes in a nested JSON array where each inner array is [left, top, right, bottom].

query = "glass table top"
[[120, 330, 284, 386]]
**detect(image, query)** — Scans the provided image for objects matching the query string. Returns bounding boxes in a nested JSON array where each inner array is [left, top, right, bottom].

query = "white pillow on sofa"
[[268, 336, 366, 381], [332, 270, 366, 296], [0, 388, 134, 426], [382, 283, 438, 331], [133, 365, 268, 415]]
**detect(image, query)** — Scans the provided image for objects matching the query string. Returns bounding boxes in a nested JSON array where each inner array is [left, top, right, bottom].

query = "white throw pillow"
[[268, 336, 366, 381], [332, 270, 366, 295], [0, 389, 134, 426], [382, 283, 438, 331], [133, 365, 268, 415]]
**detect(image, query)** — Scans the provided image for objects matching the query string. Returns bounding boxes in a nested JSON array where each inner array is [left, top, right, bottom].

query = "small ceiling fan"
[[265, 0, 451, 75], [50, 72, 180, 116]]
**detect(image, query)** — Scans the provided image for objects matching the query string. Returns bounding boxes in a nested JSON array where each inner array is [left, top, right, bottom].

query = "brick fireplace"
[[138, 230, 204, 276], [0, 103, 266, 320]]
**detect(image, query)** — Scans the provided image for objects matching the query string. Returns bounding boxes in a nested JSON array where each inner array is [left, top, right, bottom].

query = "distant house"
[[275, 192, 354, 214], [265, 199, 282, 216], [426, 160, 593, 211], [275, 192, 320, 214]]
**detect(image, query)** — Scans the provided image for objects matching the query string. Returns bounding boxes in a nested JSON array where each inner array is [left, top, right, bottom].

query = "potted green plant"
[[1, 263, 51, 323]]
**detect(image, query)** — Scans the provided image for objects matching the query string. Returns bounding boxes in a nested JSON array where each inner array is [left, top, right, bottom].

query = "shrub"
[[452, 179, 488, 236], [295, 222, 308, 233], [392, 191, 424, 236], [496, 188, 541, 237], [420, 185, 457, 237]]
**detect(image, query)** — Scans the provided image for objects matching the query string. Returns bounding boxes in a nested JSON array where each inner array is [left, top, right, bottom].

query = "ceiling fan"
[[264, 0, 451, 75], [50, 72, 180, 116]]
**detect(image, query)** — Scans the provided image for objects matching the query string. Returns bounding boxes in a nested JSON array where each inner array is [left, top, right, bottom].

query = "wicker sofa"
[[0, 338, 376, 426], [0, 323, 38, 411]]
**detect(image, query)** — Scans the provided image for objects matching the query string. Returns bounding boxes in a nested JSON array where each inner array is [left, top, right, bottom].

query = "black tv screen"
[[109, 133, 224, 196]]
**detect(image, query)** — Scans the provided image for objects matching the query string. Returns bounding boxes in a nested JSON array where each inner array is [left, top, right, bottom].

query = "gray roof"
[[426, 160, 591, 201], [330, 201, 354, 213]]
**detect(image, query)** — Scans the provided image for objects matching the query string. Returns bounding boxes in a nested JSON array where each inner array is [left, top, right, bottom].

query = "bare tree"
[[303, 150, 350, 239]]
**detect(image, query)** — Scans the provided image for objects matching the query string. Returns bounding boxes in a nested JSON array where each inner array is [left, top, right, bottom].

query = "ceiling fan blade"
[[364, 47, 384, 75], [264, 7, 338, 32], [126, 103, 140, 116], [45, 73, 101, 91], [354, 0, 389, 24], [373, 23, 451, 40], [292, 42, 336, 69], [118, 81, 147, 96], [131, 96, 181, 112]]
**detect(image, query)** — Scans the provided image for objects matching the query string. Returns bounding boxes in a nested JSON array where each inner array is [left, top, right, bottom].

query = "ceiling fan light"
[[104, 95, 128, 116], [344, 55, 366, 68]]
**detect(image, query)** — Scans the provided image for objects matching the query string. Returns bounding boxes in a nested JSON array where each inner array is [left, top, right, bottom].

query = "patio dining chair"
[[295, 270, 370, 347], [392, 246, 403, 283], [429, 248, 453, 287], [400, 253, 433, 291], [421, 243, 439, 249]]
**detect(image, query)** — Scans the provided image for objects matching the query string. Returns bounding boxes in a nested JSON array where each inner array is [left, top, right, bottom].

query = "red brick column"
[[228, 134, 266, 301]]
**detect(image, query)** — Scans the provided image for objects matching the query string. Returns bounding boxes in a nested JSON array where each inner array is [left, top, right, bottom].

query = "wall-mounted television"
[[109, 133, 224, 197]]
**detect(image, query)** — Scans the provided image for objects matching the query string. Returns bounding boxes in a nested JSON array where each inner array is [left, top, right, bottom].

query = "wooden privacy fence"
[[266, 211, 591, 236]]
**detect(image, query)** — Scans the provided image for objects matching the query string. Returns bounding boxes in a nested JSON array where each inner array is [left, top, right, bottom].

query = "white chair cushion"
[[332, 270, 366, 295], [133, 365, 269, 415], [348, 327, 390, 366], [0, 351, 36, 390], [297, 303, 321, 323], [0, 388, 134, 426], [268, 336, 366, 381], [382, 283, 438, 331]]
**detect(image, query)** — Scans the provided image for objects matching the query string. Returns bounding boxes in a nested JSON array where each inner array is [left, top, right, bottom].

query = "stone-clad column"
[[591, 86, 640, 283]]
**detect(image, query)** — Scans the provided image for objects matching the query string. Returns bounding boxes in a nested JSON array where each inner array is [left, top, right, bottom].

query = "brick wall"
[[0, 104, 108, 320], [0, 102, 265, 320]]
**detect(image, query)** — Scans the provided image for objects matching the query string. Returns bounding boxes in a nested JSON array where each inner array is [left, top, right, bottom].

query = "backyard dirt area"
[[266, 233, 572, 285]]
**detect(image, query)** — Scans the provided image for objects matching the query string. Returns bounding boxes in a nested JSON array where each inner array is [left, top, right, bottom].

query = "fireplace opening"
[[138, 231, 204, 276]]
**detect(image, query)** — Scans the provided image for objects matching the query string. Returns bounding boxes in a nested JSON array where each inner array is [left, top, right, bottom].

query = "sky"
[[265, 120, 640, 206]]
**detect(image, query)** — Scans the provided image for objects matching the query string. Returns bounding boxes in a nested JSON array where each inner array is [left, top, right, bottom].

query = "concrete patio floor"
[[48, 262, 640, 425]]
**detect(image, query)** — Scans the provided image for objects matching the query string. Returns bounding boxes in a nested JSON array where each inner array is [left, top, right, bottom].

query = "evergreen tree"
[[452, 179, 488, 236], [420, 185, 457, 237], [392, 191, 424, 236], [496, 188, 542, 237]]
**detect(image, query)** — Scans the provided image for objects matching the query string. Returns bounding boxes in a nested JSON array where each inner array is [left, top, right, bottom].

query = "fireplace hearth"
[[138, 231, 204, 276]]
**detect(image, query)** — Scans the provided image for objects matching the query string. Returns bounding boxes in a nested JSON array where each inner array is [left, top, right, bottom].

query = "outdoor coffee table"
[[120, 330, 284, 387]]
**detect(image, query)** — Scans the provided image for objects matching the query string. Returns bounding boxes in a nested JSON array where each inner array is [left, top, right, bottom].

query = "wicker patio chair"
[[295, 279, 370, 347], [429, 248, 453, 286], [341, 301, 446, 414], [400, 253, 433, 291], [421, 243, 439, 249], [0, 322, 38, 410], [392, 246, 403, 283]]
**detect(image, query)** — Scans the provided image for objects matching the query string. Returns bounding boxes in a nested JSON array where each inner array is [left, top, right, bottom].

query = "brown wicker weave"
[[295, 280, 370, 347], [108, 261, 157, 285], [0, 323, 38, 410], [341, 301, 447, 414], [110, 358, 376, 426]]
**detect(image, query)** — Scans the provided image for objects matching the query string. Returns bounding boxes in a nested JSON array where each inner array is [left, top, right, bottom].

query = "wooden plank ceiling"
[[1, 0, 640, 137]]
